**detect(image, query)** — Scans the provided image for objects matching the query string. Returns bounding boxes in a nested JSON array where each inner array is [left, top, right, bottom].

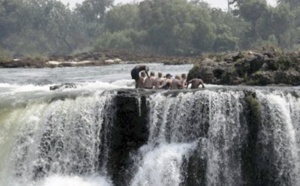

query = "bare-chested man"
[[180, 73, 187, 88], [138, 71, 146, 88], [187, 78, 205, 89], [131, 65, 149, 88], [154, 72, 164, 88], [144, 72, 156, 89], [160, 73, 173, 89], [170, 75, 182, 89]]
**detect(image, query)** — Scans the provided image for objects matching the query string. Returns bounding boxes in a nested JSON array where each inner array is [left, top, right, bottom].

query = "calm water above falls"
[[1, 64, 300, 186]]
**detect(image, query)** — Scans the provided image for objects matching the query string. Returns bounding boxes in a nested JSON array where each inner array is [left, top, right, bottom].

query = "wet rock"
[[49, 83, 77, 90], [106, 89, 149, 185], [250, 71, 275, 85], [188, 51, 300, 86]]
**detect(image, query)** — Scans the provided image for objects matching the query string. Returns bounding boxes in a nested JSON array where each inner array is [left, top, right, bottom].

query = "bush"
[[0, 47, 12, 62], [94, 31, 134, 50], [213, 34, 238, 52]]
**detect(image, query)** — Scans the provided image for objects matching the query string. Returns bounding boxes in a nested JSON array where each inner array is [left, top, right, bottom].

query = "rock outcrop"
[[187, 51, 300, 86]]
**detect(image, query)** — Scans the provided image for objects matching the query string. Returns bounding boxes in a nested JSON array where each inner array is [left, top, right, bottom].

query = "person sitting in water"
[[154, 72, 164, 89], [170, 75, 182, 89], [160, 73, 173, 89], [138, 71, 146, 88], [144, 71, 156, 89], [187, 77, 205, 89], [180, 73, 187, 89], [131, 65, 149, 88]]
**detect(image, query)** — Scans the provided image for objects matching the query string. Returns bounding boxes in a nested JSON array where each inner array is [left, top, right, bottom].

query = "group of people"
[[131, 65, 205, 89]]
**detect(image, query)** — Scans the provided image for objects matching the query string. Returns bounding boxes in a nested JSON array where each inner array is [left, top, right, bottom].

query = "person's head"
[[165, 73, 172, 79], [150, 72, 155, 76], [181, 73, 187, 79], [141, 71, 146, 77], [158, 72, 162, 78], [175, 75, 180, 80]]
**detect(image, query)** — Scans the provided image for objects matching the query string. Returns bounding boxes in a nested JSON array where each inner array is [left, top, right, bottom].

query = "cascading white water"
[[130, 90, 247, 186], [0, 91, 114, 186], [256, 90, 300, 185], [2, 85, 300, 186], [130, 143, 197, 186]]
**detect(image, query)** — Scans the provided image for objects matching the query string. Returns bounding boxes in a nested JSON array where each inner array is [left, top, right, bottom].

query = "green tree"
[[277, 0, 300, 10], [139, 0, 214, 55], [212, 25, 238, 51], [94, 30, 134, 50], [232, 0, 268, 47], [76, 0, 114, 23], [0, 0, 24, 42], [256, 4, 294, 48], [104, 4, 139, 32]]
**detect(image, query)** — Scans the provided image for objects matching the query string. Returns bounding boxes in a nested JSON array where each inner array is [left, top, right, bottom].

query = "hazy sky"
[[60, 0, 277, 10]]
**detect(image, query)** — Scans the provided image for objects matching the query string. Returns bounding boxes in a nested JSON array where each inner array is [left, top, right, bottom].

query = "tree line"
[[0, 0, 299, 59]]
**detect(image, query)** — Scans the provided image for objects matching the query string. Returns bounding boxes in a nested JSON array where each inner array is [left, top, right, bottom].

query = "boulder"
[[188, 51, 300, 86], [50, 83, 77, 90], [274, 70, 300, 86], [250, 71, 275, 85]]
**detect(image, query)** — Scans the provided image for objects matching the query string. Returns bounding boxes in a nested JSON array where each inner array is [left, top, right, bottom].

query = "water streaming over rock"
[[255, 91, 300, 185], [1, 88, 300, 186], [131, 90, 247, 186], [0, 91, 115, 186]]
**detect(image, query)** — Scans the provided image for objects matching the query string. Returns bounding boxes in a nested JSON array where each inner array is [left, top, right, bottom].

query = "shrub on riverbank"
[[0, 48, 12, 63]]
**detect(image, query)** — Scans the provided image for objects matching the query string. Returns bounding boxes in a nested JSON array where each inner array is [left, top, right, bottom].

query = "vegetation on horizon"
[[0, 0, 300, 59]]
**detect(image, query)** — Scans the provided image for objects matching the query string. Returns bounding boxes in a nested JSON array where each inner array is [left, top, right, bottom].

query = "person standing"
[[131, 65, 149, 88]]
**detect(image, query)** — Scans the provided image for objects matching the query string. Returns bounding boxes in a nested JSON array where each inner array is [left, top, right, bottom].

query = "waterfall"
[[256, 91, 300, 185], [0, 91, 115, 186], [129, 89, 300, 186], [131, 90, 247, 186], [1, 88, 300, 186]]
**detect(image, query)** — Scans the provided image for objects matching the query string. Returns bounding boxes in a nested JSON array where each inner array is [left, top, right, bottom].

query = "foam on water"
[[130, 143, 196, 186], [9, 175, 112, 186], [0, 80, 134, 94], [0, 91, 115, 186]]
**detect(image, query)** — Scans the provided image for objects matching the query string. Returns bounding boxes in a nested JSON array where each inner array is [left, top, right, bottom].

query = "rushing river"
[[1, 63, 300, 186], [0, 63, 192, 109], [0, 63, 193, 186]]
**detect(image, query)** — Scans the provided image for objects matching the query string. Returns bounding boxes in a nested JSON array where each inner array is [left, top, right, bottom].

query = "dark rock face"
[[106, 90, 149, 185], [49, 83, 77, 90], [188, 51, 300, 86]]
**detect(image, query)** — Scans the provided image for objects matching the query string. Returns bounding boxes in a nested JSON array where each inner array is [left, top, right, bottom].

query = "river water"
[[0, 63, 193, 186], [1, 63, 300, 186], [0, 63, 192, 108]]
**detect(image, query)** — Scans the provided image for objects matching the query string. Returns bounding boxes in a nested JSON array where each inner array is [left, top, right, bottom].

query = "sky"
[[60, 0, 277, 10]]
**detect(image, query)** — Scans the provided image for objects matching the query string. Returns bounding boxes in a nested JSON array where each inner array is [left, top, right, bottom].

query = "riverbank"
[[2, 49, 300, 86], [0, 49, 197, 68]]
